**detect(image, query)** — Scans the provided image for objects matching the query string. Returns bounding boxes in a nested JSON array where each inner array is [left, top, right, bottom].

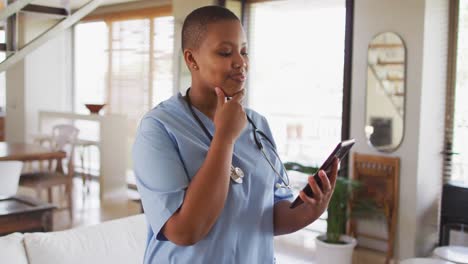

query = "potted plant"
[[314, 176, 359, 264], [284, 162, 377, 264]]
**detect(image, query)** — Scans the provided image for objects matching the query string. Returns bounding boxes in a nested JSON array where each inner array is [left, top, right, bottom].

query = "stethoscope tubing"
[[185, 88, 290, 189]]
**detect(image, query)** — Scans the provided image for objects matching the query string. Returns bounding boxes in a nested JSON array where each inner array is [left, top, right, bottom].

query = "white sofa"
[[0, 214, 147, 264]]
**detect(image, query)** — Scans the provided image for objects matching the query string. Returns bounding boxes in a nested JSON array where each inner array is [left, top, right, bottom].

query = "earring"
[[193, 65, 198, 70]]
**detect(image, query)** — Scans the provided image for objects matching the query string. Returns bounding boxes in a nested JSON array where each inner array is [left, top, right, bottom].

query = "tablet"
[[289, 139, 355, 209]]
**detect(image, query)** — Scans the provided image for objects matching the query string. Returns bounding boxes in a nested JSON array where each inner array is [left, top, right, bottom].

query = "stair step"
[[21, 4, 68, 17]]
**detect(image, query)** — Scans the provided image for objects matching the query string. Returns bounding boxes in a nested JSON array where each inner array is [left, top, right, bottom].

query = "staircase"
[[368, 61, 405, 118], [0, 0, 103, 73]]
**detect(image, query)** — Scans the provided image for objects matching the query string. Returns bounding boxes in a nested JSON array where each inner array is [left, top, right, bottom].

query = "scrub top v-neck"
[[133, 93, 292, 264]]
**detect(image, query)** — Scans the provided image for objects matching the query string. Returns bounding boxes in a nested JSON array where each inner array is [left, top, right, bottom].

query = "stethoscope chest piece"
[[230, 165, 244, 184]]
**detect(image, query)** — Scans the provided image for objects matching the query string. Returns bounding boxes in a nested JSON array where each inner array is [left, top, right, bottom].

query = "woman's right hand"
[[213, 87, 247, 143], [163, 87, 246, 246]]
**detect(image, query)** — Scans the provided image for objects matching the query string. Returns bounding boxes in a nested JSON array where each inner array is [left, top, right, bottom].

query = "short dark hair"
[[182, 5, 240, 50]]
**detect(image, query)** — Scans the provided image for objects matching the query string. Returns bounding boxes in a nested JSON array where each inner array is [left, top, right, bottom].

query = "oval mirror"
[[365, 32, 406, 152]]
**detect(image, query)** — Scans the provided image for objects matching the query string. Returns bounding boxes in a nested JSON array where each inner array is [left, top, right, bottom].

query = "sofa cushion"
[[24, 214, 147, 264], [0, 233, 29, 264]]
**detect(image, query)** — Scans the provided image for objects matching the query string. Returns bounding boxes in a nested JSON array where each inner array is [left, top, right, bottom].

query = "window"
[[247, 0, 347, 241], [110, 18, 151, 136], [152, 17, 175, 106], [73, 8, 174, 179], [450, 0, 468, 184]]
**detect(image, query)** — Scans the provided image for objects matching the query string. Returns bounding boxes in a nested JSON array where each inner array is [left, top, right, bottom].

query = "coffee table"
[[0, 195, 55, 236]]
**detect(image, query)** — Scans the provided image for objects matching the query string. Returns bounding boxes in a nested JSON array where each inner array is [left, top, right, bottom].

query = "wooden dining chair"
[[349, 152, 400, 264], [20, 124, 79, 220]]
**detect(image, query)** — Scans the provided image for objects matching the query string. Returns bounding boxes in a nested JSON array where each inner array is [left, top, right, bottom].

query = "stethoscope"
[[185, 88, 291, 189]]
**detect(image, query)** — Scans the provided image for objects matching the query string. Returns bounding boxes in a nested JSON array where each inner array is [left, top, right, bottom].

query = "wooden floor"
[[353, 247, 388, 264]]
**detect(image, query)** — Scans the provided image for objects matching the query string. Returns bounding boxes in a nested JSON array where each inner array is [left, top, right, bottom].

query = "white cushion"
[[433, 246, 468, 264], [24, 214, 147, 264], [0, 233, 29, 264]]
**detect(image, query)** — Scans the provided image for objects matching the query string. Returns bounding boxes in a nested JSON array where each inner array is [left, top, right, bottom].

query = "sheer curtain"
[[109, 19, 151, 137], [152, 17, 175, 107]]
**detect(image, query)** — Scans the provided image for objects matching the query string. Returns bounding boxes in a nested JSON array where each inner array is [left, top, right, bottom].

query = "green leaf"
[[283, 162, 319, 175]]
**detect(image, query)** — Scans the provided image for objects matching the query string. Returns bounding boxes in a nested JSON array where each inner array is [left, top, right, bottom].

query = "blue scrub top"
[[133, 93, 292, 264]]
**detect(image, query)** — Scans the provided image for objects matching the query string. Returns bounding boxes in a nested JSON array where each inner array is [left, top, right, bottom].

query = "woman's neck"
[[186, 85, 217, 120]]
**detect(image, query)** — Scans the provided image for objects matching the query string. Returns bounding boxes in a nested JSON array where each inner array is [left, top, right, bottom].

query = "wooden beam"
[[82, 5, 172, 22]]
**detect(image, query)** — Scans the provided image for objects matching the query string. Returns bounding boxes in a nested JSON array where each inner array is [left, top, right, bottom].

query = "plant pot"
[[315, 234, 357, 264]]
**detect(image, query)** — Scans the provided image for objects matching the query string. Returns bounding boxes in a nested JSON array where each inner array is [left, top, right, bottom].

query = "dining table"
[[0, 142, 66, 172]]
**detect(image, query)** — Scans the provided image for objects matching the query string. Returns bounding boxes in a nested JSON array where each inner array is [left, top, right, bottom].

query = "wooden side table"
[[0, 195, 56, 235]]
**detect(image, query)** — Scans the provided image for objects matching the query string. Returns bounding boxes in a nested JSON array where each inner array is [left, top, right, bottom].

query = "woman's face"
[[191, 20, 248, 97]]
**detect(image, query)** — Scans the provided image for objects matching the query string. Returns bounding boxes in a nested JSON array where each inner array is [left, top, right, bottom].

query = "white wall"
[[5, 60, 26, 143], [5, 15, 73, 142], [416, 0, 448, 256], [24, 29, 73, 138], [351, 0, 448, 259]]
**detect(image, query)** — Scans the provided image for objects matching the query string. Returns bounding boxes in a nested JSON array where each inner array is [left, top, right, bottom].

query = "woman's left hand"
[[298, 158, 339, 221]]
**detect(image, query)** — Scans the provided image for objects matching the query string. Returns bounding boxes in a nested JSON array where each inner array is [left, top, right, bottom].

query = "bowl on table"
[[84, 104, 106, 114]]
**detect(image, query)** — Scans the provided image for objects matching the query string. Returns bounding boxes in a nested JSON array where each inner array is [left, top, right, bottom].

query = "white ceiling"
[[33, 0, 141, 10]]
